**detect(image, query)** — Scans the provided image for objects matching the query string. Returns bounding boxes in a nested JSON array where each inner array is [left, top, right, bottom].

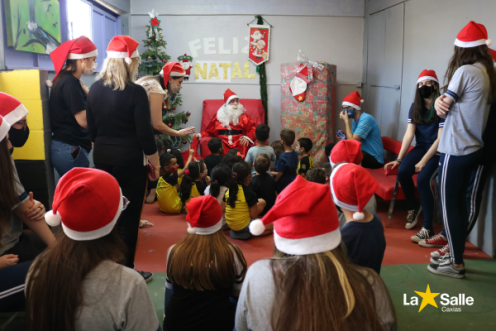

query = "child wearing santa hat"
[[48, 36, 98, 177], [235, 176, 396, 331], [164, 195, 247, 331], [330, 163, 385, 274], [339, 91, 384, 169], [25, 168, 160, 331], [430, 21, 496, 279]]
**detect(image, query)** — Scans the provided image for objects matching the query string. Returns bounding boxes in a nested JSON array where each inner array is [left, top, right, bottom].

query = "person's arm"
[[14, 199, 55, 247], [0, 255, 19, 269], [339, 110, 362, 140], [436, 66, 468, 118], [149, 94, 194, 137], [384, 124, 415, 170], [177, 150, 194, 178], [64, 79, 89, 129], [74, 111, 88, 129], [435, 95, 453, 119], [134, 87, 160, 171], [249, 199, 266, 219], [415, 127, 443, 173], [274, 172, 283, 182], [240, 115, 256, 146]]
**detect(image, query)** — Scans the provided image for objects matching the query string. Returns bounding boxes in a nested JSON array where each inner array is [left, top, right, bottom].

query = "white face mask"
[[83, 61, 97, 75]]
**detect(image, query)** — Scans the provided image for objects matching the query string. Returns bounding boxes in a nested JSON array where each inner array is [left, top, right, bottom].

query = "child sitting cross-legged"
[[204, 137, 224, 176], [157, 149, 194, 214], [330, 163, 386, 274], [296, 137, 314, 177], [164, 195, 247, 331], [180, 160, 211, 212], [223, 161, 268, 240], [204, 164, 232, 231], [249, 154, 277, 217]]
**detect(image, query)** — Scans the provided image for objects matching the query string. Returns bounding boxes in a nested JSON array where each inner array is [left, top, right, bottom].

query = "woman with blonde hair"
[[164, 195, 247, 331], [87, 36, 159, 283], [236, 176, 396, 331]]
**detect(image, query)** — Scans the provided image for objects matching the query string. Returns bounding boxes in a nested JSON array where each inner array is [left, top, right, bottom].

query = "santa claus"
[[196, 89, 256, 157]]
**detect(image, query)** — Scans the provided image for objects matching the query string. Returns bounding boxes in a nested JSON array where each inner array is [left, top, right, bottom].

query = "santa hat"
[[295, 64, 311, 84], [330, 163, 378, 221], [185, 195, 223, 235], [0, 93, 29, 126], [249, 176, 341, 255], [342, 91, 364, 110], [160, 62, 186, 86], [417, 70, 439, 84], [330, 140, 363, 167], [47, 36, 97, 87], [455, 21, 491, 48], [45, 168, 124, 241], [289, 77, 307, 102], [106, 36, 140, 65], [224, 88, 239, 105], [0, 116, 11, 142]]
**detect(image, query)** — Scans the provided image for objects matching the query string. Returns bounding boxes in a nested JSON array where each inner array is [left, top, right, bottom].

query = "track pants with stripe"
[[466, 161, 495, 236], [0, 261, 32, 312], [439, 150, 483, 265], [397, 146, 439, 230]]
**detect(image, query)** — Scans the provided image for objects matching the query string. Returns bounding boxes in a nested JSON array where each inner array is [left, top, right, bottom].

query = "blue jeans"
[[50, 140, 90, 177], [0, 261, 33, 312]]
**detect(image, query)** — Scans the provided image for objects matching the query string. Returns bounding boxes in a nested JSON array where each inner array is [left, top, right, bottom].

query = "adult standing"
[[87, 36, 159, 283], [48, 36, 98, 176], [339, 92, 384, 169], [429, 21, 496, 279]]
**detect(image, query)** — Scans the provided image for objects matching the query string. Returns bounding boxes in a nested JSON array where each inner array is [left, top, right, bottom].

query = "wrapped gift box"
[[281, 62, 337, 166]]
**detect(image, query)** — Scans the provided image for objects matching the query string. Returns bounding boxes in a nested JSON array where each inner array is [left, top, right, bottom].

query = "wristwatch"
[[396, 159, 402, 163]]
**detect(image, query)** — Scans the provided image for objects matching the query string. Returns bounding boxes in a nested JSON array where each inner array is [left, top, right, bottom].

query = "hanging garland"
[[255, 15, 268, 124]]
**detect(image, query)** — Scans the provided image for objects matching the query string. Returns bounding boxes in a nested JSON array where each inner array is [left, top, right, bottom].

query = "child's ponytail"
[[209, 164, 232, 198], [227, 161, 252, 208], [180, 161, 202, 205]]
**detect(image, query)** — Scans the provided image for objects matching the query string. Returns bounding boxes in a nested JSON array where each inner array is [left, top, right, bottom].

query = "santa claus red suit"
[[200, 89, 256, 157]]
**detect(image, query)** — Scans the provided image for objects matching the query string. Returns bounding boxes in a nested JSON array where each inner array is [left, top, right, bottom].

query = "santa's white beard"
[[218, 103, 244, 128]]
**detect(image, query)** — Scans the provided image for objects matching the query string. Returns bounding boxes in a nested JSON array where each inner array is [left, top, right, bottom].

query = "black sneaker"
[[138, 270, 154, 283], [411, 227, 434, 243], [427, 259, 465, 279], [405, 207, 421, 230]]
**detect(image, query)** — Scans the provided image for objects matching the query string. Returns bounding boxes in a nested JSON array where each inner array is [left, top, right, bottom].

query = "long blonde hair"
[[167, 230, 247, 291], [270, 244, 395, 331], [97, 57, 140, 91]]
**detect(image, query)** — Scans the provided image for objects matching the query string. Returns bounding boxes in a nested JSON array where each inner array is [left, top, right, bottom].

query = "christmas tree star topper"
[[148, 9, 159, 19]]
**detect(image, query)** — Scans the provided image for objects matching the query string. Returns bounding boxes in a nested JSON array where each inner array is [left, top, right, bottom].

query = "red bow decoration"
[[237, 152, 245, 159], [185, 169, 190, 175], [151, 18, 161, 27]]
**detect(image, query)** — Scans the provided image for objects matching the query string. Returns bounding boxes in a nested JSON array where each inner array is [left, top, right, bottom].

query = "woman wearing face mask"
[[47, 36, 98, 177], [384, 70, 444, 242]]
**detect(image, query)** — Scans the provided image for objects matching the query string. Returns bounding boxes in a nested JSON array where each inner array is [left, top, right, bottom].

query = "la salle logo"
[[403, 285, 474, 312]]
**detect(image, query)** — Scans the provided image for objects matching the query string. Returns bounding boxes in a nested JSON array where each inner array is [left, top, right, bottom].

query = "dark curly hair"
[[179, 160, 205, 205], [209, 164, 232, 199]]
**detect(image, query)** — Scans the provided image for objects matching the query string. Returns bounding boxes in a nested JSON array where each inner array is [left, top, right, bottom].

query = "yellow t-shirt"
[[157, 173, 182, 214], [224, 185, 258, 231], [297, 155, 314, 175], [183, 182, 206, 213], [177, 168, 184, 186]]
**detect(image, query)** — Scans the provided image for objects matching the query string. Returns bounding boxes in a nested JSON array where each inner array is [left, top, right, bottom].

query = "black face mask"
[[419, 85, 435, 99], [8, 125, 30, 148]]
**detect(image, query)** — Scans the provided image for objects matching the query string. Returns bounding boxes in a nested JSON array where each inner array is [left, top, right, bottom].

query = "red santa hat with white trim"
[[490, 48, 496, 66], [47, 36, 97, 87], [224, 88, 239, 106], [0, 116, 10, 142], [455, 21, 491, 48], [249, 176, 341, 255], [289, 64, 310, 102], [0, 93, 29, 126], [417, 70, 439, 84], [330, 163, 379, 221], [185, 195, 223, 235], [329, 140, 363, 167], [160, 62, 186, 87], [342, 91, 364, 110], [106, 36, 140, 65], [45, 168, 125, 241]]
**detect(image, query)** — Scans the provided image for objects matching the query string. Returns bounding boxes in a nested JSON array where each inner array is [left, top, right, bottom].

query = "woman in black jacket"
[[87, 36, 160, 283]]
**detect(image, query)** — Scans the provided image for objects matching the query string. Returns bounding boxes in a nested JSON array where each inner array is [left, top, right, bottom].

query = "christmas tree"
[[139, 9, 192, 149]]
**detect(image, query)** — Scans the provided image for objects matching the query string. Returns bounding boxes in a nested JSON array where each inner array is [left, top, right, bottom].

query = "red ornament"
[[151, 18, 160, 27], [182, 140, 187, 144], [148, 40, 151, 44], [168, 123, 172, 127], [173, 107, 176, 110], [162, 59, 166, 63], [153, 34, 155, 37], [162, 43, 165, 46]]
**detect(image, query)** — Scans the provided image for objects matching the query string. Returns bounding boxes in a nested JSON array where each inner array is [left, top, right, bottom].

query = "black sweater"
[[87, 80, 157, 167]]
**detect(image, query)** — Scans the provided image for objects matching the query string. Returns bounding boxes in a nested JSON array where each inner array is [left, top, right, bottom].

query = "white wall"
[[129, 2, 365, 141]]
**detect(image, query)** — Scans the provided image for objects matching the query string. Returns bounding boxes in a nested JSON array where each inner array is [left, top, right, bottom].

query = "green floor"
[[2, 260, 496, 331]]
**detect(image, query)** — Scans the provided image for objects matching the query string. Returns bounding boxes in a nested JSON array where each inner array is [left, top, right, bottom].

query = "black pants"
[[362, 151, 383, 169], [466, 161, 495, 236], [4, 232, 47, 263], [95, 163, 147, 268], [0, 261, 33, 312]]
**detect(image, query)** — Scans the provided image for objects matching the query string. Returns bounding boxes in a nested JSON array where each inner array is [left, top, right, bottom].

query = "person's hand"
[[189, 148, 195, 156], [194, 133, 202, 139], [26, 192, 45, 221], [335, 134, 342, 141], [415, 160, 426, 173], [149, 164, 160, 181], [205, 176, 211, 185], [0, 254, 19, 269], [339, 110, 349, 123], [435, 95, 449, 118], [240, 137, 250, 147], [177, 127, 195, 137], [384, 160, 400, 171], [12, 116, 28, 130]]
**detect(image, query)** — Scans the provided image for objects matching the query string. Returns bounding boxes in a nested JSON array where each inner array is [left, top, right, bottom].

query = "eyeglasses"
[[122, 196, 130, 210]]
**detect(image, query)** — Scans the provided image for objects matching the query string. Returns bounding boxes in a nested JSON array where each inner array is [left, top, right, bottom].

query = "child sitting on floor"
[[220, 148, 243, 169], [204, 137, 224, 176], [170, 148, 187, 186], [180, 160, 211, 211], [205, 164, 232, 231], [146, 136, 169, 204], [306, 167, 326, 184], [296, 137, 314, 177], [249, 154, 277, 217], [223, 162, 268, 240], [164, 195, 247, 331], [157, 150, 194, 214], [273, 129, 298, 192], [245, 124, 276, 175], [330, 163, 386, 274]]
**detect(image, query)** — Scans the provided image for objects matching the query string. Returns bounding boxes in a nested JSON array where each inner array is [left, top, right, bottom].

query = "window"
[[67, 0, 93, 40]]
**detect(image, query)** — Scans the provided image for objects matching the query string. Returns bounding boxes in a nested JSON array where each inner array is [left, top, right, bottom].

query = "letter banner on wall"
[[248, 25, 270, 66]]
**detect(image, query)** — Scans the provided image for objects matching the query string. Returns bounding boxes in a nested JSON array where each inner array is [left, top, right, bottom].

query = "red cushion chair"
[[199, 99, 265, 157]]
